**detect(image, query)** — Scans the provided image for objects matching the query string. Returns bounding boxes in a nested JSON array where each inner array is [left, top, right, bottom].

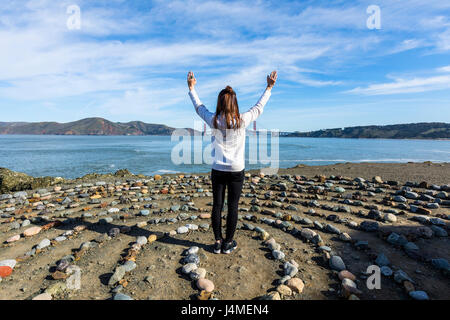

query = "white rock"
[[0, 259, 17, 269], [177, 226, 189, 234]]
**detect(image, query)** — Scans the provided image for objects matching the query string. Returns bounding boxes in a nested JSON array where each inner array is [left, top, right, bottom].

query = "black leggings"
[[211, 168, 245, 243]]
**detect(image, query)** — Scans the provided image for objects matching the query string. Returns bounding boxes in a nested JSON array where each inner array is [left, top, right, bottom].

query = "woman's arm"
[[187, 71, 214, 127], [241, 70, 277, 126]]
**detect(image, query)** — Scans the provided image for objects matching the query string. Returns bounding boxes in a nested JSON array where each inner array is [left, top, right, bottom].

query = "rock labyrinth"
[[0, 172, 448, 300]]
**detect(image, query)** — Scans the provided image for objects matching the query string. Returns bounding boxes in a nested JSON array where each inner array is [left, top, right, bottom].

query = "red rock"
[[197, 278, 214, 292], [6, 234, 20, 243], [0, 266, 13, 278], [338, 270, 356, 281], [23, 226, 42, 237], [41, 221, 61, 231], [199, 213, 211, 219]]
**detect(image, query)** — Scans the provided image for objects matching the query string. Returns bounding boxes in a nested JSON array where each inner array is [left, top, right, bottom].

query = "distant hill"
[[0, 118, 197, 136], [284, 123, 450, 139]]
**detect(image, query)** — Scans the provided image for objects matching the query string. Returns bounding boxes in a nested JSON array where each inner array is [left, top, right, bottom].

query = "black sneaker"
[[222, 240, 237, 254], [213, 241, 222, 254]]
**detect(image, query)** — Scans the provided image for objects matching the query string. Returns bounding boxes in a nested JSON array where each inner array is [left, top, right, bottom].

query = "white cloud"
[[437, 65, 450, 73], [347, 72, 450, 95]]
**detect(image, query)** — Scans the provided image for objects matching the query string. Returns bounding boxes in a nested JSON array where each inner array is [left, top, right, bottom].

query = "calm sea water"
[[0, 135, 449, 179]]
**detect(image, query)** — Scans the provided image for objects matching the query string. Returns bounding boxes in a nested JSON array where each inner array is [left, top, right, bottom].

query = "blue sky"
[[0, 0, 449, 132]]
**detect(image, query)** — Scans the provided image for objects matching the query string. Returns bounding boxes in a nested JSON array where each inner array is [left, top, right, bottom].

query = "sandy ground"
[[0, 162, 448, 300]]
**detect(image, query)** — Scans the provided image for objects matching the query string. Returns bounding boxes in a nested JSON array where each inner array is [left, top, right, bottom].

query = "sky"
[[0, 0, 450, 132]]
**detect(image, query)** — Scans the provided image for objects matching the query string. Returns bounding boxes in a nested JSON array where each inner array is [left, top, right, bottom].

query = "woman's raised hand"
[[187, 71, 197, 90], [267, 70, 277, 89]]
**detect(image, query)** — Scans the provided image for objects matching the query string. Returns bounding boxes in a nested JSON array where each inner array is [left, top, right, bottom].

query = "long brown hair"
[[213, 86, 241, 129]]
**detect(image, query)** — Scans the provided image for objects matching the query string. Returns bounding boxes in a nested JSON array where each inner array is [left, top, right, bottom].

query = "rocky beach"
[[0, 162, 449, 300]]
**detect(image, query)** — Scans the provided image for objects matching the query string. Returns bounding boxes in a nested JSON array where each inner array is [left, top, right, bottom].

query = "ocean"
[[0, 135, 449, 179]]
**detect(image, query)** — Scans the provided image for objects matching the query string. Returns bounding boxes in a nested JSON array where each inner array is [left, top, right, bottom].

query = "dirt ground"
[[0, 162, 448, 300]]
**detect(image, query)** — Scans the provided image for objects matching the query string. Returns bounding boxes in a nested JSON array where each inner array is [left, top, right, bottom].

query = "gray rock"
[[177, 226, 189, 234], [113, 293, 133, 300], [380, 266, 393, 277], [182, 263, 197, 274], [393, 270, 413, 284], [189, 267, 206, 280], [283, 262, 298, 277], [431, 226, 448, 237], [325, 224, 341, 234], [431, 258, 450, 272], [272, 250, 285, 260], [329, 255, 346, 271], [409, 291, 429, 300], [136, 236, 147, 246], [404, 242, 419, 251], [183, 254, 200, 265], [375, 253, 390, 267], [36, 239, 51, 250], [108, 266, 126, 286], [393, 195, 407, 203], [123, 260, 137, 272]]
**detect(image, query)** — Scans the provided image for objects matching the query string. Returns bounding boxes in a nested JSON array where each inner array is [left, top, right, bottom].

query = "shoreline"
[[1, 133, 449, 141], [1, 162, 449, 193]]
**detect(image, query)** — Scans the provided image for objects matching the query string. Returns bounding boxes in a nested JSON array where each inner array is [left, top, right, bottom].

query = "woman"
[[187, 70, 277, 254]]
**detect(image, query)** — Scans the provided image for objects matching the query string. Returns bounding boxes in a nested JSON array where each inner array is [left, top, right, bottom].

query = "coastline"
[[1, 162, 449, 193]]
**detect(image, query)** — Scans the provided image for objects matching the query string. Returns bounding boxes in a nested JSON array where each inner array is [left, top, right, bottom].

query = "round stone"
[[186, 246, 199, 255], [6, 234, 20, 243], [276, 284, 292, 296], [285, 278, 304, 293], [272, 250, 285, 260], [384, 213, 397, 223], [186, 224, 198, 230], [329, 256, 346, 271], [283, 262, 298, 277], [300, 228, 317, 240], [113, 293, 133, 300], [57, 259, 70, 272], [36, 238, 51, 250], [148, 234, 157, 243], [182, 263, 197, 274], [409, 291, 429, 300], [136, 236, 147, 246], [196, 278, 214, 292], [123, 260, 136, 272], [190, 268, 206, 280], [380, 266, 393, 277], [183, 254, 200, 265], [54, 236, 67, 242], [177, 226, 189, 234], [108, 228, 120, 237], [338, 270, 356, 281], [0, 266, 13, 278], [23, 226, 42, 237], [21, 220, 31, 227]]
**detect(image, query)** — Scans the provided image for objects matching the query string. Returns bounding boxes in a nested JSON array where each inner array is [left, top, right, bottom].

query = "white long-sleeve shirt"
[[189, 87, 271, 172]]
